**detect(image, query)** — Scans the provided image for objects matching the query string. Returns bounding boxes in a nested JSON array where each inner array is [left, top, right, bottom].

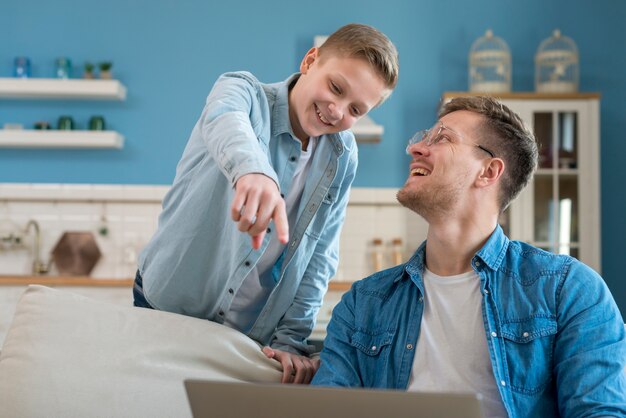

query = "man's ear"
[[299, 47, 319, 74], [477, 158, 505, 188]]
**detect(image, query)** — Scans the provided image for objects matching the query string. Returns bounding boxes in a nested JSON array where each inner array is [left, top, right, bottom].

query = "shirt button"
[[406, 344, 413, 350], [290, 156, 297, 162], [371, 346, 377, 351], [228, 288, 234, 294], [218, 310, 224, 317], [418, 297, 424, 303], [280, 193, 285, 198], [474, 261, 481, 267], [483, 289, 489, 294], [500, 380, 506, 387], [491, 332, 498, 338], [266, 228, 271, 233], [244, 261, 251, 267], [522, 332, 529, 338]]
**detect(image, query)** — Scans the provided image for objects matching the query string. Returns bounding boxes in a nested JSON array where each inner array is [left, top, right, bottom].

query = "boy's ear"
[[300, 47, 319, 74]]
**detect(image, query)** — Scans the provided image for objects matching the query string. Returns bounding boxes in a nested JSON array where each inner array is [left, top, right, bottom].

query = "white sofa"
[[0, 286, 282, 418]]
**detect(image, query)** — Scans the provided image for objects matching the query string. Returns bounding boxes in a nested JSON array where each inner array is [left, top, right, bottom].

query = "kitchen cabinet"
[[444, 92, 601, 272], [0, 77, 126, 149]]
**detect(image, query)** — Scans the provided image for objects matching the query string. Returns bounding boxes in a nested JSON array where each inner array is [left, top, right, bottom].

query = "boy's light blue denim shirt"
[[138, 71, 358, 355], [313, 226, 626, 417]]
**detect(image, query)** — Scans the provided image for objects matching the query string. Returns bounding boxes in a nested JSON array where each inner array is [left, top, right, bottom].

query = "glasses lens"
[[428, 123, 444, 146], [406, 129, 428, 154]]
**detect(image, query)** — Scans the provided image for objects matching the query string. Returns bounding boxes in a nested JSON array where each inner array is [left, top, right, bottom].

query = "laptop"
[[184, 379, 484, 418]]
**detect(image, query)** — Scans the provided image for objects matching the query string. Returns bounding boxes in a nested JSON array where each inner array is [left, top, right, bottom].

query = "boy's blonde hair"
[[318, 23, 399, 94]]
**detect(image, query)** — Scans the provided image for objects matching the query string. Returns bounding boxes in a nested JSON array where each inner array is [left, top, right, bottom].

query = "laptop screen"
[[185, 380, 484, 418]]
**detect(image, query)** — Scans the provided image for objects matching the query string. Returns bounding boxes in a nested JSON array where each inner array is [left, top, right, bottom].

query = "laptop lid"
[[184, 379, 484, 418]]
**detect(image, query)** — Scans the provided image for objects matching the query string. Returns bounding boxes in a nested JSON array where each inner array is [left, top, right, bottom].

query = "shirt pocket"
[[305, 186, 340, 240], [351, 329, 393, 354], [500, 316, 557, 394]]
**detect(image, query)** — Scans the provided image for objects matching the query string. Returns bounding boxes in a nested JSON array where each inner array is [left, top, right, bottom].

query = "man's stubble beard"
[[396, 179, 464, 221]]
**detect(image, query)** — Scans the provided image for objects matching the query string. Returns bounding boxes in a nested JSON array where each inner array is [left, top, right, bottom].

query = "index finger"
[[272, 201, 289, 244]]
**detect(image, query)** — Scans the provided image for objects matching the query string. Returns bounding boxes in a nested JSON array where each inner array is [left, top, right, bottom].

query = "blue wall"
[[2, 0, 625, 313]]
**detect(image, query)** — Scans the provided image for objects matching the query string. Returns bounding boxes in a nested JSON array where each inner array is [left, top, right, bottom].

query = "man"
[[311, 96, 626, 417]]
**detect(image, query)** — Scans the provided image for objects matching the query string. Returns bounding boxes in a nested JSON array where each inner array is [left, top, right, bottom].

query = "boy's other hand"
[[262, 346, 320, 384], [231, 174, 289, 249]]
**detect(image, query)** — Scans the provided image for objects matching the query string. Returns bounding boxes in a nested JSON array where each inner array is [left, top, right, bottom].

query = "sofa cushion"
[[0, 285, 281, 417]]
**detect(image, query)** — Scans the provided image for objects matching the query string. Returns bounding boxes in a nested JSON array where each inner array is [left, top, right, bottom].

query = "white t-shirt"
[[407, 268, 508, 418], [224, 137, 317, 333]]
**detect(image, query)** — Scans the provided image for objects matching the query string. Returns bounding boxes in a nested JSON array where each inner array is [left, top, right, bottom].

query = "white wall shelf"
[[0, 130, 124, 149], [0, 78, 127, 100]]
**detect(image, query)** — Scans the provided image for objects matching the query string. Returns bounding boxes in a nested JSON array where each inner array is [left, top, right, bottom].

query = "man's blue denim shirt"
[[313, 226, 626, 417]]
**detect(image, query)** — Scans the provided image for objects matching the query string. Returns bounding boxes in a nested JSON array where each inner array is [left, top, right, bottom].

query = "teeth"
[[316, 108, 330, 125], [411, 168, 431, 176]]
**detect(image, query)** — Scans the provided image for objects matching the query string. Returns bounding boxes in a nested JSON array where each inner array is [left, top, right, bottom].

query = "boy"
[[134, 23, 399, 384]]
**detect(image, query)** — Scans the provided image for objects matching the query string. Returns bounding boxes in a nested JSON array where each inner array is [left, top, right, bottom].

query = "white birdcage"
[[535, 29, 579, 93], [469, 29, 511, 93]]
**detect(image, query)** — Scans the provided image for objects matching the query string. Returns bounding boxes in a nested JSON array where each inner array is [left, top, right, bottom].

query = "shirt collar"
[[269, 73, 300, 138], [474, 224, 509, 270], [401, 224, 509, 285]]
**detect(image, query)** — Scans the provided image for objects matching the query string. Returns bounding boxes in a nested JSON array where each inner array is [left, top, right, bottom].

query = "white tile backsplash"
[[0, 183, 428, 281]]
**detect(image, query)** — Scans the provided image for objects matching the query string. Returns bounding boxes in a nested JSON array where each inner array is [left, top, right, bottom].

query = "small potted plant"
[[83, 62, 95, 79], [98, 61, 113, 79]]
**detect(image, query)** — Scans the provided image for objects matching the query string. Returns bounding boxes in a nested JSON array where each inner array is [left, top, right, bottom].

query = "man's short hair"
[[439, 96, 538, 212], [319, 23, 399, 96]]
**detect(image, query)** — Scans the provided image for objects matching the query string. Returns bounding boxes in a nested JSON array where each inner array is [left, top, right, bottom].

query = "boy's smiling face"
[[288, 48, 390, 143]]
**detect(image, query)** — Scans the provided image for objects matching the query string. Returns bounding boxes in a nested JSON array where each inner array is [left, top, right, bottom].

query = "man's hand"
[[231, 174, 289, 249], [262, 346, 320, 384]]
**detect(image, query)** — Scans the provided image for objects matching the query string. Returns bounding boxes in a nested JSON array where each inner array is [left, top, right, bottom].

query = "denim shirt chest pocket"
[[350, 329, 395, 385], [500, 316, 557, 394], [305, 185, 339, 240]]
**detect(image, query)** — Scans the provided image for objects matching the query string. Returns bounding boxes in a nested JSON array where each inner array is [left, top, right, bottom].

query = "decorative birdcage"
[[469, 29, 511, 93], [535, 29, 579, 93]]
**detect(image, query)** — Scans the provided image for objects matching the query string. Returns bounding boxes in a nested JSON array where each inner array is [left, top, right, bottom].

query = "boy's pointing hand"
[[232, 174, 289, 250]]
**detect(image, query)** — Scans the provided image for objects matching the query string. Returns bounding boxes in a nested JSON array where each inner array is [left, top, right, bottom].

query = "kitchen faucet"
[[25, 219, 49, 275]]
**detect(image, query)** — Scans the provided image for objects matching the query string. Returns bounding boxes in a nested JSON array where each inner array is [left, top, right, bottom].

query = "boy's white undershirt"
[[224, 137, 317, 333]]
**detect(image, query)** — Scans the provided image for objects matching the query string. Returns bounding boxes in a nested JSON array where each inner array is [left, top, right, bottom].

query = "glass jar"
[[34, 121, 51, 130], [391, 238, 404, 265], [88, 116, 106, 131], [55, 57, 72, 79], [371, 238, 384, 272], [13, 57, 31, 78], [57, 116, 75, 130]]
